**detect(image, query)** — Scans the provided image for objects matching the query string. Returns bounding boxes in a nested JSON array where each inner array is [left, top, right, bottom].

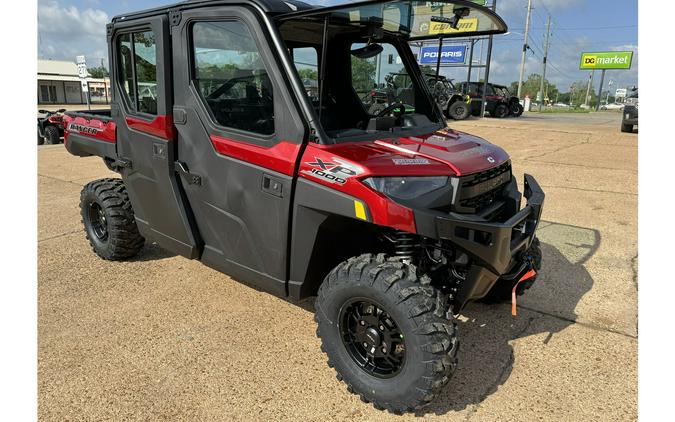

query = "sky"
[[38, 0, 638, 93]]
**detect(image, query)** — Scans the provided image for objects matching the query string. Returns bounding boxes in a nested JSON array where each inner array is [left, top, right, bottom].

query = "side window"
[[133, 31, 158, 114], [116, 30, 157, 115], [192, 21, 274, 136], [291, 47, 319, 102]]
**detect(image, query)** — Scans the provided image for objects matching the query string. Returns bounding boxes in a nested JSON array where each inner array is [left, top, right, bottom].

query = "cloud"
[[38, 0, 109, 66]]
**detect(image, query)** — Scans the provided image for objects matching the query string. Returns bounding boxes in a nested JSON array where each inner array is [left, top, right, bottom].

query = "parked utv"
[[426, 74, 472, 120], [62, 0, 544, 413], [37, 109, 66, 145], [456, 81, 523, 118]]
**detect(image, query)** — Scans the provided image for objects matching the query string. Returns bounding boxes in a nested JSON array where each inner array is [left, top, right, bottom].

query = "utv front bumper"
[[413, 174, 545, 309]]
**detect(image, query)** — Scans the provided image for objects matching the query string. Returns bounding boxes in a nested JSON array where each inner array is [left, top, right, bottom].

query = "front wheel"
[[448, 101, 470, 120], [37, 127, 44, 145], [621, 123, 634, 133], [510, 102, 524, 117], [80, 178, 145, 260], [315, 254, 458, 413]]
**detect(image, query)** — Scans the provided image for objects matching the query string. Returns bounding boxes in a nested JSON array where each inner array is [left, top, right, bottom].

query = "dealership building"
[[38, 59, 110, 105]]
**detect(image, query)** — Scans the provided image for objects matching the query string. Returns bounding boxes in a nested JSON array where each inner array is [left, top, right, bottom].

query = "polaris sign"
[[419, 45, 467, 64]]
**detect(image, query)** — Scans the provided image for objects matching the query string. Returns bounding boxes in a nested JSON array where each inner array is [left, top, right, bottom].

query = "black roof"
[[112, 0, 314, 22]]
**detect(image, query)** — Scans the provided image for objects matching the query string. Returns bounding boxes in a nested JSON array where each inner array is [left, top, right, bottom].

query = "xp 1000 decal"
[[302, 157, 364, 185]]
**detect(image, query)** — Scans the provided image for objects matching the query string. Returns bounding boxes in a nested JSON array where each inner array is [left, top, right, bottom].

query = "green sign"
[[579, 51, 633, 70]]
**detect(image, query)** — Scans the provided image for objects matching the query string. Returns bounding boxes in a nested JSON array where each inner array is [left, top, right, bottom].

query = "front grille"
[[455, 161, 512, 214]]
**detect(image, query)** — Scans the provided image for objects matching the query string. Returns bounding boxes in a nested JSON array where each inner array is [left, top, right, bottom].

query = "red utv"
[[62, 0, 544, 413]]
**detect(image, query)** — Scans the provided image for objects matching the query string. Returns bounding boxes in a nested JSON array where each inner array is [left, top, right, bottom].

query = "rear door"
[[110, 16, 200, 258], [171, 6, 307, 295]]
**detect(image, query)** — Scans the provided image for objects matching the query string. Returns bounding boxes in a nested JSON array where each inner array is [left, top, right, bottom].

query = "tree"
[[297, 68, 318, 81], [509, 73, 558, 104], [351, 56, 376, 95], [88, 66, 109, 78]]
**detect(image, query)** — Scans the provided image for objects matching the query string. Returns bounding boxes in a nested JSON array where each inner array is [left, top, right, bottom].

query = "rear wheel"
[[448, 101, 470, 120], [621, 123, 633, 133], [44, 125, 60, 144], [80, 178, 144, 260], [492, 104, 509, 118], [315, 254, 458, 413]]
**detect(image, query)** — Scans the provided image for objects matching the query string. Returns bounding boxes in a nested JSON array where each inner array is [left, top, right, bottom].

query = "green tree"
[[351, 56, 377, 95], [297, 68, 318, 81], [509, 73, 559, 104], [88, 66, 109, 78]]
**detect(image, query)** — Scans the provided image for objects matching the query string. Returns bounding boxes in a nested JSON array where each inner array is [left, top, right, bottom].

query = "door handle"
[[175, 161, 202, 186], [262, 174, 283, 198]]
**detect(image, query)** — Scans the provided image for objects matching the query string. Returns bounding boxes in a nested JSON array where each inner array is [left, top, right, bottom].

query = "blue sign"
[[419, 45, 467, 64]]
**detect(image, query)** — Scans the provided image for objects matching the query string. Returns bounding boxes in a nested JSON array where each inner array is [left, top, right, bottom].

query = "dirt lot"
[[38, 112, 637, 421]]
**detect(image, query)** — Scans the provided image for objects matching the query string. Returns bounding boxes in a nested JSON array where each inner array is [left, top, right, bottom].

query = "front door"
[[110, 16, 200, 258], [172, 7, 307, 295]]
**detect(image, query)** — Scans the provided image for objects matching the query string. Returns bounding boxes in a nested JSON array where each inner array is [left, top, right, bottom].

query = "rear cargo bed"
[[63, 109, 117, 159]]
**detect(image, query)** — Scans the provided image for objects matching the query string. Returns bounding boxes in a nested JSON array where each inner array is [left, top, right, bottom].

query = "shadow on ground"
[[128, 221, 599, 416], [420, 221, 599, 415]]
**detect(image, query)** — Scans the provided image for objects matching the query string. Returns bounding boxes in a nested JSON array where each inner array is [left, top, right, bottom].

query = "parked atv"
[[426, 74, 472, 120], [364, 73, 415, 115], [37, 109, 66, 145], [62, 0, 544, 413], [493, 84, 524, 117]]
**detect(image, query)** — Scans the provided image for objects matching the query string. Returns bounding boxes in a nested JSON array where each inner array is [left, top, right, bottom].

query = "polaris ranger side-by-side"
[[63, 0, 545, 413]]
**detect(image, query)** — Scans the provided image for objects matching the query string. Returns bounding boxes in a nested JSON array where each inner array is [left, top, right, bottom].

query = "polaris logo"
[[422, 51, 463, 59]]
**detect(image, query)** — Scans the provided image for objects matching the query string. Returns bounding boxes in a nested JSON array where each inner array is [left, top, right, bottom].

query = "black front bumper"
[[413, 174, 545, 309]]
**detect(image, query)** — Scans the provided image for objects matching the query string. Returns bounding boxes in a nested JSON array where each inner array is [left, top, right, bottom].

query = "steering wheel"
[[375, 102, 406, 118]]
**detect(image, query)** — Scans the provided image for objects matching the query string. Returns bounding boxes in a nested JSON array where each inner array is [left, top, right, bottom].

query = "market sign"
[[419, 45, 467, 64], [579, 51, 633, 70]]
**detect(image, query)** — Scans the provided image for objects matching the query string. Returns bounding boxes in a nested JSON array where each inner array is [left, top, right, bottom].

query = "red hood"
[[308, 129, 509, 178]]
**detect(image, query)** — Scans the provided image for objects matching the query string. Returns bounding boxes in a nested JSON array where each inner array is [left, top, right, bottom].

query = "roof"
[[38, 59, 79, 77], [112, 0, 314, 22]]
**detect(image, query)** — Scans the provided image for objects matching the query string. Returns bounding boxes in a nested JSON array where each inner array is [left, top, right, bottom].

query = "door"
[[172, 7, 307, 296], [110, 16, 200, 258]]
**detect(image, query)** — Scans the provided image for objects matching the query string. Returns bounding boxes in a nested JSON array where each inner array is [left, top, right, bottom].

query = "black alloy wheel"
[[339, 298, 406, 378], [87, 201, 109, 241]]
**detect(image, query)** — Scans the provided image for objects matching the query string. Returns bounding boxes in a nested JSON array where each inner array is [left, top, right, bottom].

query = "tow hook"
[[511, 267, 537, 316]]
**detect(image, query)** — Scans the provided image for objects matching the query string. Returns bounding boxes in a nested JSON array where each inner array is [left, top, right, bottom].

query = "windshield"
[[277, 0, 507, 41]]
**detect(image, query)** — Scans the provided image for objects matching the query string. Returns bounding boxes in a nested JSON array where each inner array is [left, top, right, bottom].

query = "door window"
[[191, 21, 274, 136], [291, 47, 319, 102], [116, 30, 158, 115]]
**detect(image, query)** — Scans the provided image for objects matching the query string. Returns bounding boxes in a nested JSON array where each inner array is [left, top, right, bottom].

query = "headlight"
[[362, 176, 448, 200]]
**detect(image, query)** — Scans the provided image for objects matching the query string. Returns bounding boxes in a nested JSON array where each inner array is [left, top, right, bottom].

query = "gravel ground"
[[38, 111, 637, 421]]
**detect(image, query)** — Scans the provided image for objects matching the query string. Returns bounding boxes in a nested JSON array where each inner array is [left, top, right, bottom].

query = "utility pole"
[[517, 0, 533, 99], [480, 0, 497, 118], [584, 69, 594, 107], [595, 69, 606, 111], [538, 15, 551, 112]]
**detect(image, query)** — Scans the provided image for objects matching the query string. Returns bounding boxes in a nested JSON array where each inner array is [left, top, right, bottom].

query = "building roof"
[[38, 59, 80, 77]]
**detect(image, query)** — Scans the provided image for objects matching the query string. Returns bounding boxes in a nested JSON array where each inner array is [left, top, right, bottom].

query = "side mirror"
[[57, 109, 67, 113], [38, 109, 50, 114]]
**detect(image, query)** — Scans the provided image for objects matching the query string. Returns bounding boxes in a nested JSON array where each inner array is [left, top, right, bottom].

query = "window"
[[291, 47, 319, 102], [351, 42, 416, 114], [192, 21, 274, 135], [116, 30, 157, 114], [40, 85, 57, 103]]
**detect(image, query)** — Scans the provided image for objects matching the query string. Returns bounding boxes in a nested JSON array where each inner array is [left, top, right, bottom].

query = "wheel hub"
[[339, 299, 406, 378], [88, 202, 109, 241]]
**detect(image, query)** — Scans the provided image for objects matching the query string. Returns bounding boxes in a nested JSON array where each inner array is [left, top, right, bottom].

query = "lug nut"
[[382, 347, 387, 354], [360, 321, 365, 326], [379, 325, 384, 330], [363, 342, 368, 347]]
